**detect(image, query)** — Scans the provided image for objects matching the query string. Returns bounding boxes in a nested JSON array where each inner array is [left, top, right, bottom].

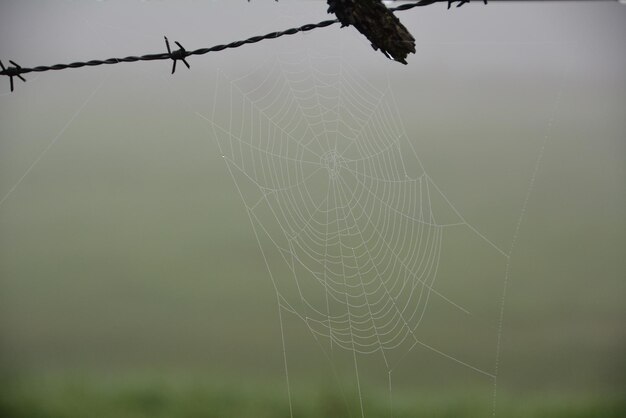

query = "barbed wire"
[[0, 1, 485, 91], [0, 0, 614, 92]]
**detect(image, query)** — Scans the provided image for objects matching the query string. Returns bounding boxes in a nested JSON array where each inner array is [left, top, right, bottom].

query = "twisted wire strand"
[[0, 1, 439, 83], [0, 0, 616, 85]]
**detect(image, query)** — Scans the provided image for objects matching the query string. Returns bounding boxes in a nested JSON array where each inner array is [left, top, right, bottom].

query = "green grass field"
[[1, 374, 625, 418], [1, 103, 624, 416]]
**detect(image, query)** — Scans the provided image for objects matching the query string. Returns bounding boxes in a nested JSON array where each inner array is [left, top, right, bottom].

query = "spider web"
[[200, 48, 508, 415]]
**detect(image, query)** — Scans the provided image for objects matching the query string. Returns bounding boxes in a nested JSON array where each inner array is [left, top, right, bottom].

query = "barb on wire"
[[0, 0, 477, 92], [0, 60, 26, 92], [165, 36, 191, 74], [448, 0, 487, 8]]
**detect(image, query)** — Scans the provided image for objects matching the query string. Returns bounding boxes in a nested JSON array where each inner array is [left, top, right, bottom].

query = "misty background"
[[0, 1, 624, 417]]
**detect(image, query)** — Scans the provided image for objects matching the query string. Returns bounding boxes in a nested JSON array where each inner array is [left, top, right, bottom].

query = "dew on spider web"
[[198, 48, 508, 416]]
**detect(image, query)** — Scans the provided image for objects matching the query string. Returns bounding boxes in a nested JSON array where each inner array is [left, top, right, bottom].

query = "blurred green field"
[[1, 374, 625, 418], [1, 89, 624, 416]]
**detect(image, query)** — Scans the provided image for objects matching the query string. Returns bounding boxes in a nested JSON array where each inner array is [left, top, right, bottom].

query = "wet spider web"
[[199, 49, 509, 415]]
